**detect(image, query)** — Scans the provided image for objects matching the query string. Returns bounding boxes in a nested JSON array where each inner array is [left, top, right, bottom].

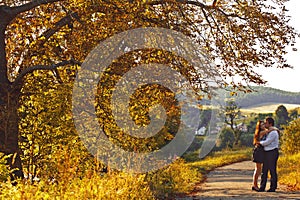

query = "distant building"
[[236, 123, 248, 132], [238, 123, 248, 132], [195, 127, 206, 135], [226, 123, 248, 132]]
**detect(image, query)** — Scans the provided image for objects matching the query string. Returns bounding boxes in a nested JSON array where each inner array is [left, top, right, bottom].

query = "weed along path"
[[178, 161, 300, 200]]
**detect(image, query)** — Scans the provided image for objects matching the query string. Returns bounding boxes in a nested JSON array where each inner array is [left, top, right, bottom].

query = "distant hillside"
[[215, 86, 300, 108], [240, 103, 300, 113]]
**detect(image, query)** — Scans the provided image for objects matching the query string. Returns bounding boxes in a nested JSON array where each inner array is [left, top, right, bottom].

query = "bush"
[[185, 136, 204, 153], [281, 118, 300, 155], [216, 127, 234, 149], [146, 158, 202, 198], [0, 154, 10, 182], [240, 133, 254, 147], [278, 153, 300, 190], [0, 158, 201, 199], [0, 172, 154, 199], [182, 150, 202, 162]]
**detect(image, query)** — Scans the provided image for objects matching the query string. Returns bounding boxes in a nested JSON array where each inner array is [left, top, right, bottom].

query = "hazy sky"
[[258, 0, 300, 92]]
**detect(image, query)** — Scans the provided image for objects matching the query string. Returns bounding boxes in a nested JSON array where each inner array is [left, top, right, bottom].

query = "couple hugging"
[[252, 117, 280, 192]]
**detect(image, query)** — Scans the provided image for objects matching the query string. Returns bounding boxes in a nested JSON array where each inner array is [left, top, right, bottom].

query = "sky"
[[257, 0, 300, 92]]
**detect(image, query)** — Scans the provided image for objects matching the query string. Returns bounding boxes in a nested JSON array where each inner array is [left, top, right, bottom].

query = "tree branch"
[[212, 0, 218, 7], [11, 0, 60, 16], [0, 0, 62, 85], [216, 7, 247, 21], [148, 0, 206, 8], [148, 0, 247, 20], [13, 59, 81, 86], [39, 12, 81, 46]]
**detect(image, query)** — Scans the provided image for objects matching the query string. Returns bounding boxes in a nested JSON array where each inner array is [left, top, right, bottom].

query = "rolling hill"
[[240, 103, 300, 113], [216, 86, 300, 108], [197, 86, 300, 113]]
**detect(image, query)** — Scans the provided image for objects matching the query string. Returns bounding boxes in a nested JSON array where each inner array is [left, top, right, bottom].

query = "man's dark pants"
[[260, 148, 279, 191]]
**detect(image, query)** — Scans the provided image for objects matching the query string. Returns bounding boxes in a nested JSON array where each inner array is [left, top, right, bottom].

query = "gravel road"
[[177, 160, 300, 200]]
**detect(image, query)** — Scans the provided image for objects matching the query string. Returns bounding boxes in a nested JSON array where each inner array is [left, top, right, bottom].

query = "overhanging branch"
[[0, 0, 62, 85], [11, 0, 60, 16], [13, 59, 81, 86], [148, 0, 206, 8], [39, 12, 81, 46], [148, 0, 246, 20]]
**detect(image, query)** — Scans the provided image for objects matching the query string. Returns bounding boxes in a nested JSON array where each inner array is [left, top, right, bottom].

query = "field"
[[240, 103, 300, 114]]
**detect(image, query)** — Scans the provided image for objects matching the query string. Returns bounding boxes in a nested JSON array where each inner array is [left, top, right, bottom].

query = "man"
[[257, 117, 279, 192]]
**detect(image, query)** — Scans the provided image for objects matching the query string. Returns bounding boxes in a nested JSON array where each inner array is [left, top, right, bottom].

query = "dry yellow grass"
[[0, 148, 253, 199], [278, 153, 300, 191], [240, 103, 300, 114]]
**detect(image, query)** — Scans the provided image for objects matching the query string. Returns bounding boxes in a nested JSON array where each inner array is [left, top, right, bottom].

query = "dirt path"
[[177, 160, 300, 200]]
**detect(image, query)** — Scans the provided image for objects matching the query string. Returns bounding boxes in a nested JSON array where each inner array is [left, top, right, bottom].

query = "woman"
[[252, 120, 268, 191]]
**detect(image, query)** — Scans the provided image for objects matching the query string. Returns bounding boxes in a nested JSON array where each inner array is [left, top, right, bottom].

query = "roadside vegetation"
[[278, 153, 300, 191], [0, 148, 251, 199], [277, 117, 300, 191], [1, 120, 299, 199]]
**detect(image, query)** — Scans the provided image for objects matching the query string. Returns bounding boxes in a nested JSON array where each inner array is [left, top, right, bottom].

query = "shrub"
[[281, 118, 300, 155], [0, 172, 154, 199], [0, 154, 10, 182], [0, 158, 201, 199], [216, 127, 234, 149], [240, 133, 254, 147], [147, 158, 201, 198], [185, 136, 204, 153], [278, 153, 300, 190]]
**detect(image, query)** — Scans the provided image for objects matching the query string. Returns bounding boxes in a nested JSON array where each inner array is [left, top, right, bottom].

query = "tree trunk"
[[0, 6, 23, 182], [0, 83, 24, 181]]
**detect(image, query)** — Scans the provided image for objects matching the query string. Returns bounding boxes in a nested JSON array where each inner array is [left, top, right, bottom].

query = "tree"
[[289, 107, 299, 121], [197, 108, 212, 130], [0, 0, 81, 180], [217, 127, 234, 149], [0, 0, 298, 179], [223, 98, 241, 145], [275, 105, 290, 128]]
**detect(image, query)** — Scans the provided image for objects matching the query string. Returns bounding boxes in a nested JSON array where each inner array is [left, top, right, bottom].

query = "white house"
[[195, 127, 206, 135]]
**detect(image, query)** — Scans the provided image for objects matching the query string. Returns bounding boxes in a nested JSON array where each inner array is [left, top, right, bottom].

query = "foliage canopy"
[[0, 0, 298, 179]]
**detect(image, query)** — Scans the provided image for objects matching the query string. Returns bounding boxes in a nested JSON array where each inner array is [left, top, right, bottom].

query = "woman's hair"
[[253, 120, 264, 145]]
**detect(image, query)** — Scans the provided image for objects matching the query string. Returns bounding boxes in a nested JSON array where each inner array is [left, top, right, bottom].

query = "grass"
[[278, 152, 300, 191], [0, 159, 199, 199], [0, 148, 252, 199], [2, 147, 299, 199], [186, 148, 252, 178], [0, 172, 154, 200]]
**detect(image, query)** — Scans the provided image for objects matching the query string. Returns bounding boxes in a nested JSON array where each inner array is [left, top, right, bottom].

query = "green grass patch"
[[186, 148, 252, 179]]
